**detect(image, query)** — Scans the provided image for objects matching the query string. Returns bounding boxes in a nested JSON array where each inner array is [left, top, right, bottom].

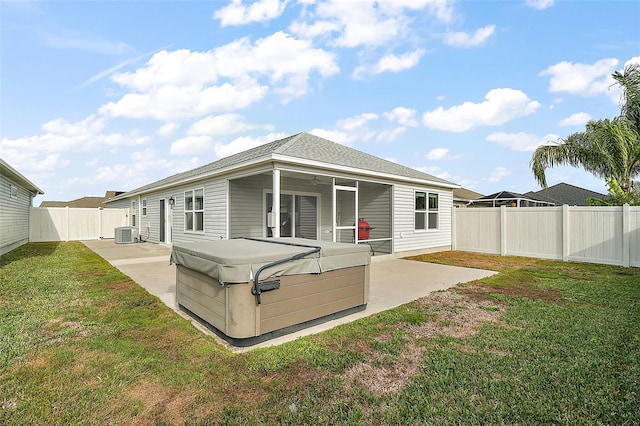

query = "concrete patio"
[[83, 239, 495, 352]]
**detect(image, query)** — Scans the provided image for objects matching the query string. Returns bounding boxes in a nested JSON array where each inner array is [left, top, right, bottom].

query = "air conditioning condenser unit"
[[115, 226, 137, 244]]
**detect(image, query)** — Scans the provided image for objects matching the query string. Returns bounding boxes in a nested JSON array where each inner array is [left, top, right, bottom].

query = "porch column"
[[273, 168, 280, 238]]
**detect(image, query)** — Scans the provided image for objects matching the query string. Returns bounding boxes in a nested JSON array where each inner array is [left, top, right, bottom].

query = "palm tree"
[[531, 63, 640, 195]]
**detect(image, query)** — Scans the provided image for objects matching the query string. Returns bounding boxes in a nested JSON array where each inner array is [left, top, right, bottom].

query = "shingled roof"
[[39, 191, 125, 208], [528, 182, 606, 206], [110, 132, 457, 201]]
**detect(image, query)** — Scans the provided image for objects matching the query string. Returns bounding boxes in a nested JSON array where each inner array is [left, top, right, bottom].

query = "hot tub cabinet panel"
[[172, 238, 371, 346]]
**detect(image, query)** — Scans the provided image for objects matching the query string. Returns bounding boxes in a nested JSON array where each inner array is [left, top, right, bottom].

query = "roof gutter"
[[0, 159, 45, 195]]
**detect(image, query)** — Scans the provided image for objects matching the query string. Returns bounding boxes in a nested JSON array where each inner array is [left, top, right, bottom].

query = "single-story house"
[[524, 182, 606, 206], [453, 187, 484, 208], [106, 133, 459, 257], [1, 158, 44, 256]]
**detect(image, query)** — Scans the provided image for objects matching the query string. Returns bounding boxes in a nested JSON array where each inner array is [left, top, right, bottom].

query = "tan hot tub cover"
[[170, 237, 371, 284]]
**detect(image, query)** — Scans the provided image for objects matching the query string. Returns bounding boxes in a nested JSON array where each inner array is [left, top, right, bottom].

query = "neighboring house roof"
[[472, 190, 555, 207], [109, 132, 459, 201], [528, 182, 606, 206], [39, 191, 124, 208], [0, 158, 44, 195], [453, 187, 483, 204]]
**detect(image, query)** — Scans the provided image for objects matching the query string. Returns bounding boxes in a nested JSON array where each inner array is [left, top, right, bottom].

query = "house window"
[[10, 184, 18, 199], [142, 199, 147, 217], [415, 191, 438, 230], [185, 188, 204, 232]]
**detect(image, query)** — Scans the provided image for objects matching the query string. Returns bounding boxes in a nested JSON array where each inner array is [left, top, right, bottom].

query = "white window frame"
[[141, 198, 147, 217], [414, 191, 439, 231], [184, 188, 205, 233], [10, 184, 18, 199]]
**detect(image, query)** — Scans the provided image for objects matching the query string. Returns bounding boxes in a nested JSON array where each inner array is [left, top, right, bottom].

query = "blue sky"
[[1, 0, 639, 204]]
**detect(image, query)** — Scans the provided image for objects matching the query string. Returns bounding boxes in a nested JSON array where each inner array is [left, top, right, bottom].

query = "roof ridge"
[[273, 132, 305, 154]]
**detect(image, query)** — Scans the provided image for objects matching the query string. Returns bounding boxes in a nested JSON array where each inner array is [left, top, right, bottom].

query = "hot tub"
[[170, 238, 371, 346]]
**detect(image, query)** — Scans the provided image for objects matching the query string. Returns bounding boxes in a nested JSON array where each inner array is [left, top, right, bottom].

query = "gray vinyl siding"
[[229, 174, 331, 241], [1, 174, 32, 255], [107, 180, 227, 243], [393, 184, 453, 253], [358, 182, 392, 254], [229, 175, 266, 238], [149, 180, 227, 244]]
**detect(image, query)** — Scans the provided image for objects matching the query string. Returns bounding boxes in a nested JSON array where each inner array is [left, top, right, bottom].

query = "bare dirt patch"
[[104, 280, 137, 293], [341, 289, 505, 396], [43, 318, 92, 344], [403, 290, 503, 339], [459, 281, 563, 303], [126, 380, 196, 426], [342, 342, 425, 396]]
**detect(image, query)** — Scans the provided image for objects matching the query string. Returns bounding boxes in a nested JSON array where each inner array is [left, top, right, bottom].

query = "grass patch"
[[1, 243, 639, 424]]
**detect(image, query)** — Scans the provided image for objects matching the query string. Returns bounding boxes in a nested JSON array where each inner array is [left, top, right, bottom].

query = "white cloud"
[[426, 148, 449, 160], [100, 32, 339, 121], [170, 135, 213, 156], [188, 114, 255, 136], [626, 56, 640, 67], [413, 165, 452, 180], [214, 0, 288, 26], [488, 166, 510, 183], [422, 88, 541, 132], [0, 114, 151, 186], [558, 112, 591, 127], [213, 132, 287, 158], [337, 113, 379, 131], [353, 49, 425, 78], [376, 127, 407, 142], [290, 0, 454, 48], [526, 0, 554, 10], [157, 122, 179, 137], [94, 149, 200, 190], [443, 25, 496, 47], [310, 113, 379, 145], [1, 115, 148, 158], [539, 58, 619, 98], [288, 20, 340, 39], [384, 107, 418, 127], [486, 132, 560, 152]]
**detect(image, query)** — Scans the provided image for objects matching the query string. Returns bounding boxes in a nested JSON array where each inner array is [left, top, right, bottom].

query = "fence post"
[[65, 206, 70, 242], [451, 206, 457, 251], [500, 205, 507, 256], [562, 204, 569, 262], [623, 203, 630, 267], [98, 207, 103, 239]]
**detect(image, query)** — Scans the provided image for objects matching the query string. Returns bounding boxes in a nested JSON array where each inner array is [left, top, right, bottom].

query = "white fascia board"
[[0, 159, 45, 195], [271, 154, 460, 190]]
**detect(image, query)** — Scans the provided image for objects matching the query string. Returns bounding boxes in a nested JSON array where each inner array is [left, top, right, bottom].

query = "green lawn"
[[1, 242, 638, 425]]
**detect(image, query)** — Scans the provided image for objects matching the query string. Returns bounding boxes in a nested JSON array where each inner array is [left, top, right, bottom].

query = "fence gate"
[[30, 207, 129, 242]]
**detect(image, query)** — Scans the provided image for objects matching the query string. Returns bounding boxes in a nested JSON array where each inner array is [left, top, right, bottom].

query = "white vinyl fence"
[[30, 207, 129, 242], [452, 205, 640, 268]]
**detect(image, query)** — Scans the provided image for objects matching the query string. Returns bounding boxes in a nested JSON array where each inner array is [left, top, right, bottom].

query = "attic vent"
[[115, 226, 136, 244]]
